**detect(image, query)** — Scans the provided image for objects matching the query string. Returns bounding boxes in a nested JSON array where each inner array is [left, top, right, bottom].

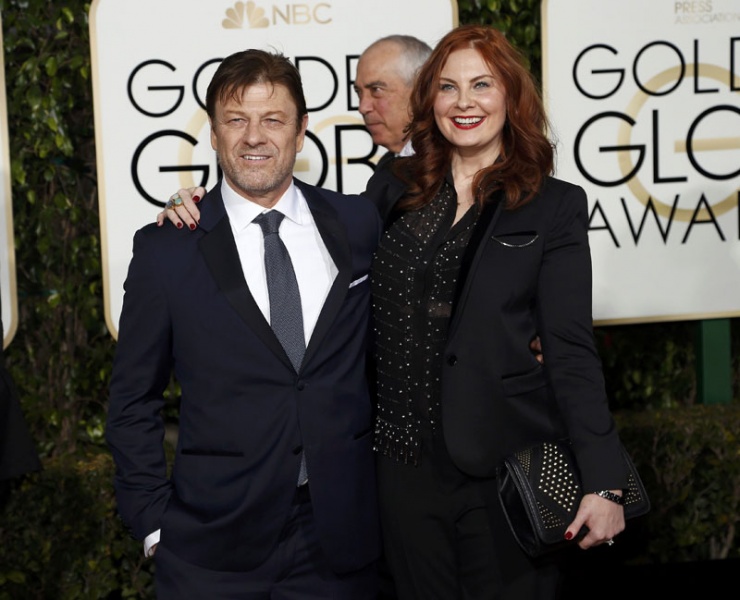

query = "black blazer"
[[106, 179, 383, 573], [365, 164, 629, 493]]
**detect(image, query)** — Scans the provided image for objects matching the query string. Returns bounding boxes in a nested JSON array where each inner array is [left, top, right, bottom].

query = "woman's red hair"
[[398, 24, 554, 211]]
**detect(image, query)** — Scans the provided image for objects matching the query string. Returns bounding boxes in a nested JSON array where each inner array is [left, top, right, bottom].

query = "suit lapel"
[[296, 180, 352, 369], [448, 189, 505, 340], [198, 188, 294, 371]]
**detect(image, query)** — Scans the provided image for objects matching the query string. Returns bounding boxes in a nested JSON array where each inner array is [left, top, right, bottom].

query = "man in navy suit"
[[106, 49, 382, 599]]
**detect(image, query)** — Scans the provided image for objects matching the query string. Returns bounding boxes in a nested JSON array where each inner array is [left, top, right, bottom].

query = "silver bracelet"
[[593, 490, 625, 505]]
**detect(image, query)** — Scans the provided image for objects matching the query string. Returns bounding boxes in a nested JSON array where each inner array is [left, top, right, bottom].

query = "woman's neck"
[[450, 148, 499, 184]]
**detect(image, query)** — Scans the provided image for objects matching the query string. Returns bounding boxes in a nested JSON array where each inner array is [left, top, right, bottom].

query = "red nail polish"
[[564, 532, 573, 540], [176, 222, 183, 229], [189, 223, 196, 230], [193, 195, 201, 203]]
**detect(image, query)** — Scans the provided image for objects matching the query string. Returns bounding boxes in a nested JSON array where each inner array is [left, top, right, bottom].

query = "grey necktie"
[[253, 210, 308, 485], [253, 211, 306, 372]]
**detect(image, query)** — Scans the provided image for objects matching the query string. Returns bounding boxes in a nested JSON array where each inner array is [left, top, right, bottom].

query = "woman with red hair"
[[366, 24, 628, 599]]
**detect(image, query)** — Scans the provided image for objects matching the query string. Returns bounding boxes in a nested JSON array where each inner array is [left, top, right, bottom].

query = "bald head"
[[354, 35, 431, 154], [363, 35, 432, 87]]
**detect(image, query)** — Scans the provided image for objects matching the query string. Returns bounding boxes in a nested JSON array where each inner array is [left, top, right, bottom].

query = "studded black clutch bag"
[[497, 440, 650, 557]]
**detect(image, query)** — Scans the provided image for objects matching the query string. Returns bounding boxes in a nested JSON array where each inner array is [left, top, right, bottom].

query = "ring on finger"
[[165, 199, 175, 210], [172, 194, 184, 207], [605, 539, 615, 546]]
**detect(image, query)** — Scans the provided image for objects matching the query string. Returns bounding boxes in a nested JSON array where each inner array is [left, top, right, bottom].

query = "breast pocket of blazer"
[[490, 231, 539, 248]]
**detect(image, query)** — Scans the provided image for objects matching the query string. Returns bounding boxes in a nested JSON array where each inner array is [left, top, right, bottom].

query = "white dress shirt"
[[221, 178, 337, 343], [398, 139, 415, 157]]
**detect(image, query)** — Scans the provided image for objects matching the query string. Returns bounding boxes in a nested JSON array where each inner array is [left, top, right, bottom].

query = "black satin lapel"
[[198, 216, 293, 371], [301, 191, 352, 368], [449, 190, 505, 332]]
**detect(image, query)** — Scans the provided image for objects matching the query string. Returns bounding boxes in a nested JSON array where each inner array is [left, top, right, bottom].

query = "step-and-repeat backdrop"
[[4, 1, 737, 345], [90, 0, 458, 338], [0, 19, 16, 349], [543, 0, 740, 324]]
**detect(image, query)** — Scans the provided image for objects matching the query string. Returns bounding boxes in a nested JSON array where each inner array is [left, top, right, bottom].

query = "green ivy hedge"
[[0, 451, 153, 599], [617, 405, 740, 563], [0, 0, 737, 595], [2, 0, 111, 460]]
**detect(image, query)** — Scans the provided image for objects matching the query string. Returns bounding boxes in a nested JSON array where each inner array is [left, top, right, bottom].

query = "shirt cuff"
[[144, 530, 161, 557]]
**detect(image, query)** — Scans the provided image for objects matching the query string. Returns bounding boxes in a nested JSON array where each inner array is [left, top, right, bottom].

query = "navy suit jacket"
[[106, 179, 383, 573]]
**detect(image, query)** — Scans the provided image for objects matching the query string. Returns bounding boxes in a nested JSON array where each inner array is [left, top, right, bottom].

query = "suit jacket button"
[[447, 355, 458, 366], [296, 381, 306, 391], [292, 446, 302, 455]]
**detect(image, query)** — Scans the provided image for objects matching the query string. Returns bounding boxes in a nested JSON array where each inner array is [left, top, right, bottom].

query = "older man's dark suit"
[[106, 179, 382, 582]]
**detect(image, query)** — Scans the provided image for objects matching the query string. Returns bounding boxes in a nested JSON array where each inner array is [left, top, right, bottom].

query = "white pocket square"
[[349, 274, 369, 288]]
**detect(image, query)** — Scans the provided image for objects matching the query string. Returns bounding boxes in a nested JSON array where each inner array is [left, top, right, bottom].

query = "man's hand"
[[156, 186, 206, 230]]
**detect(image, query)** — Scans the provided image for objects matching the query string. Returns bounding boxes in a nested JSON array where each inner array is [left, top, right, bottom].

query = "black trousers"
[[376, 428, 562, 600]]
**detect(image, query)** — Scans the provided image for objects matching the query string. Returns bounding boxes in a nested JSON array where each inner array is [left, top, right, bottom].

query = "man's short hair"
[[206, 49, 308, 130], [363, 35, 432, 87]]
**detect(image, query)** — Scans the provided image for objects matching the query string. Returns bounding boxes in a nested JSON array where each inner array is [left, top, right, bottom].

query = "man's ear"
[[296, 114, 309, 153], [209, 117, 217, 151]]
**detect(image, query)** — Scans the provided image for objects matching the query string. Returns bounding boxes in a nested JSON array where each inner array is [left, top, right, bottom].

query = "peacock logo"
[[222, 1, 269, 29]]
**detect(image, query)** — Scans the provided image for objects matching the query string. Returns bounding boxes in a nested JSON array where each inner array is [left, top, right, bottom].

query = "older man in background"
[[353, 35, 431, 165]]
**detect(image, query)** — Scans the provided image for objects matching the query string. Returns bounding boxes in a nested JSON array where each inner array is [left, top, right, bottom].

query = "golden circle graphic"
[[618, 63, 740, 221]]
